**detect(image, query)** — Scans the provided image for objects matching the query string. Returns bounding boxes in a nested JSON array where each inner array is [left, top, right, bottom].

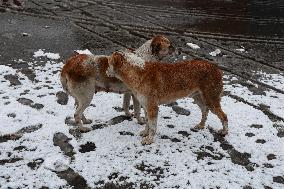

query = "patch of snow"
[[44, 154, 70, 172], [75, 49, 93, 55], [186, 42, 200, 49], [235, 48, 245, 52], [209, 49, 221, 57], [0, 56, 284, 189], [22, 33, 29, 37], [33, 49, 60, 60], [255, 70, 284, 91]]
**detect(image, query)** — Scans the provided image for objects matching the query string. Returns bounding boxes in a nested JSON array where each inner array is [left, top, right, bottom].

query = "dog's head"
[[150, 35, 175, 60], [107, 51, 126, 78]]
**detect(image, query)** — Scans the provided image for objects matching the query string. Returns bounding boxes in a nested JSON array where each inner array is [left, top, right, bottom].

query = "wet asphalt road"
[[0, 0, 284, 188], [1, 0, 283, 93]]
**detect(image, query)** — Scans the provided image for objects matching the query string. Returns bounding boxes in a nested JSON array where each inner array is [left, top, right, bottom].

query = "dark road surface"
[[0, 0, 284, 188]]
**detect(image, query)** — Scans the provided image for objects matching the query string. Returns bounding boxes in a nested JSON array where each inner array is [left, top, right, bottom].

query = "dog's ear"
[[111, 52, 124, 67], [151, 41, 161, 55]]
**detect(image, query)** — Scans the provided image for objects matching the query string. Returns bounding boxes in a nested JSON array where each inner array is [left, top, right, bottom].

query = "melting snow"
[[0, 54, 284, 189], [33, 49, 60, 60], [75, 49, 93, 55], [186, 42, 200, 49], [209, 49, 222, 57], [44, 154, 70, 172]]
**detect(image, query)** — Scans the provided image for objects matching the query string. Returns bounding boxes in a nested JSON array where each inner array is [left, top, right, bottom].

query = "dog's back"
[[122, 59, 223, 104], [60, 53, 114, 93]]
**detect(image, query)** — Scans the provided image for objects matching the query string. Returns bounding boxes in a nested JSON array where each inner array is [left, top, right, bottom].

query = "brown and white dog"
[[107, 52, 228, 145], [60, 35, 175, 131]]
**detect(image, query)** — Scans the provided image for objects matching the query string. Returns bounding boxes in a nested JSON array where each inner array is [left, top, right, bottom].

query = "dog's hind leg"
[[74, 93, 93, 132], [203, 90, 228, 135], [123, 93, 132, 117], [193, 93, 209, 130], [211, 104, 228, 135]]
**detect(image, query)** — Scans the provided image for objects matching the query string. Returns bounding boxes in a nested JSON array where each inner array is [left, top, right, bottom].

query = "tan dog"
[[107, 52, 228, 145], [60, 36, 175, 131]]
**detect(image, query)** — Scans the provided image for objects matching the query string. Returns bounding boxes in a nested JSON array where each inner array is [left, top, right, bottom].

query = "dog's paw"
[[218, 129, 228, 136], [194, 123, 205, 130], [141, 135, 154, 145], [137, 117, 146, 125], [125, 111, 133, 118], [139, 129, 149, 137], [78, 126, 91, 133], [82, 119, 93, 124]]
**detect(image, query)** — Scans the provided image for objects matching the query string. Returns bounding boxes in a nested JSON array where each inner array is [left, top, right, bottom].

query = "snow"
[[33, 49, 60, 60], [75, 49, 93, 55], [235, 48, 245, 52], [186, 42, 200, 49], [209, 49, 222, 56], [0, 54, 284, 189], [235, 46, 247, 53], [22, 33, 29, 37], [44, 154, 70, 172]]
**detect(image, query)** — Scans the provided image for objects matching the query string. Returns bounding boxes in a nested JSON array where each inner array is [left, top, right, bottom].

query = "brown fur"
[[108, 52, 228, 145]]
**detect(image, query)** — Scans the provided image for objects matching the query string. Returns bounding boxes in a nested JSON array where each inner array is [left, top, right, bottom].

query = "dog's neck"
[[117, 55, 145, 92], [134, 40, 158, 61]]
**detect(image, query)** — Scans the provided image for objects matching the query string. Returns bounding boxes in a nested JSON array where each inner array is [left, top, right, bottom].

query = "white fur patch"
[[87, 55, 107, 65], [124, 52, 145, 68], [134, 39, 157, 62]]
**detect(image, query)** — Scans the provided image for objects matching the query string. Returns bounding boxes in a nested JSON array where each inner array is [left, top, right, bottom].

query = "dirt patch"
[[250, 124, 263, 129], [267, 154, 276, 160], [56, 91, 68, 105], [108, 115, 132, 125], [245, 133, 255, 137], [177, 131, 190, 137], [53, 132, 75, 159], [167, 124, 175, 128], [255, 139, 266, 144], [17, 124, 43, 135], [17, 98, 44, 110], [112, 106, 124, 112], [172, 105, 190, 116], [27, 158, 44, 170], [119, 131, 135, 136], [79, 142, 96, 153], [209, 127, 257, 171], [4, 74, 21, 86], [56, 168, 89, 189], [0, 158, 23, 165], [20, 68, 36, 81], [7, 113, 16, 118], [273, 123, 284, 138], [135, 161, 167, 182], [273, 176, 284, 184]]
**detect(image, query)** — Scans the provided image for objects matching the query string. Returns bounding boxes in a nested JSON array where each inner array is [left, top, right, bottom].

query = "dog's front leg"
[[140, 108, 149, 137], [132, 95, 145, 125], [141, 102, 158, 145], [123, 93, 132, 117]]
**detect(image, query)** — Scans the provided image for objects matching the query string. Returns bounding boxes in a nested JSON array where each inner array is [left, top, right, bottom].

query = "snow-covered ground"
[[0, 51, 284, 189]]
